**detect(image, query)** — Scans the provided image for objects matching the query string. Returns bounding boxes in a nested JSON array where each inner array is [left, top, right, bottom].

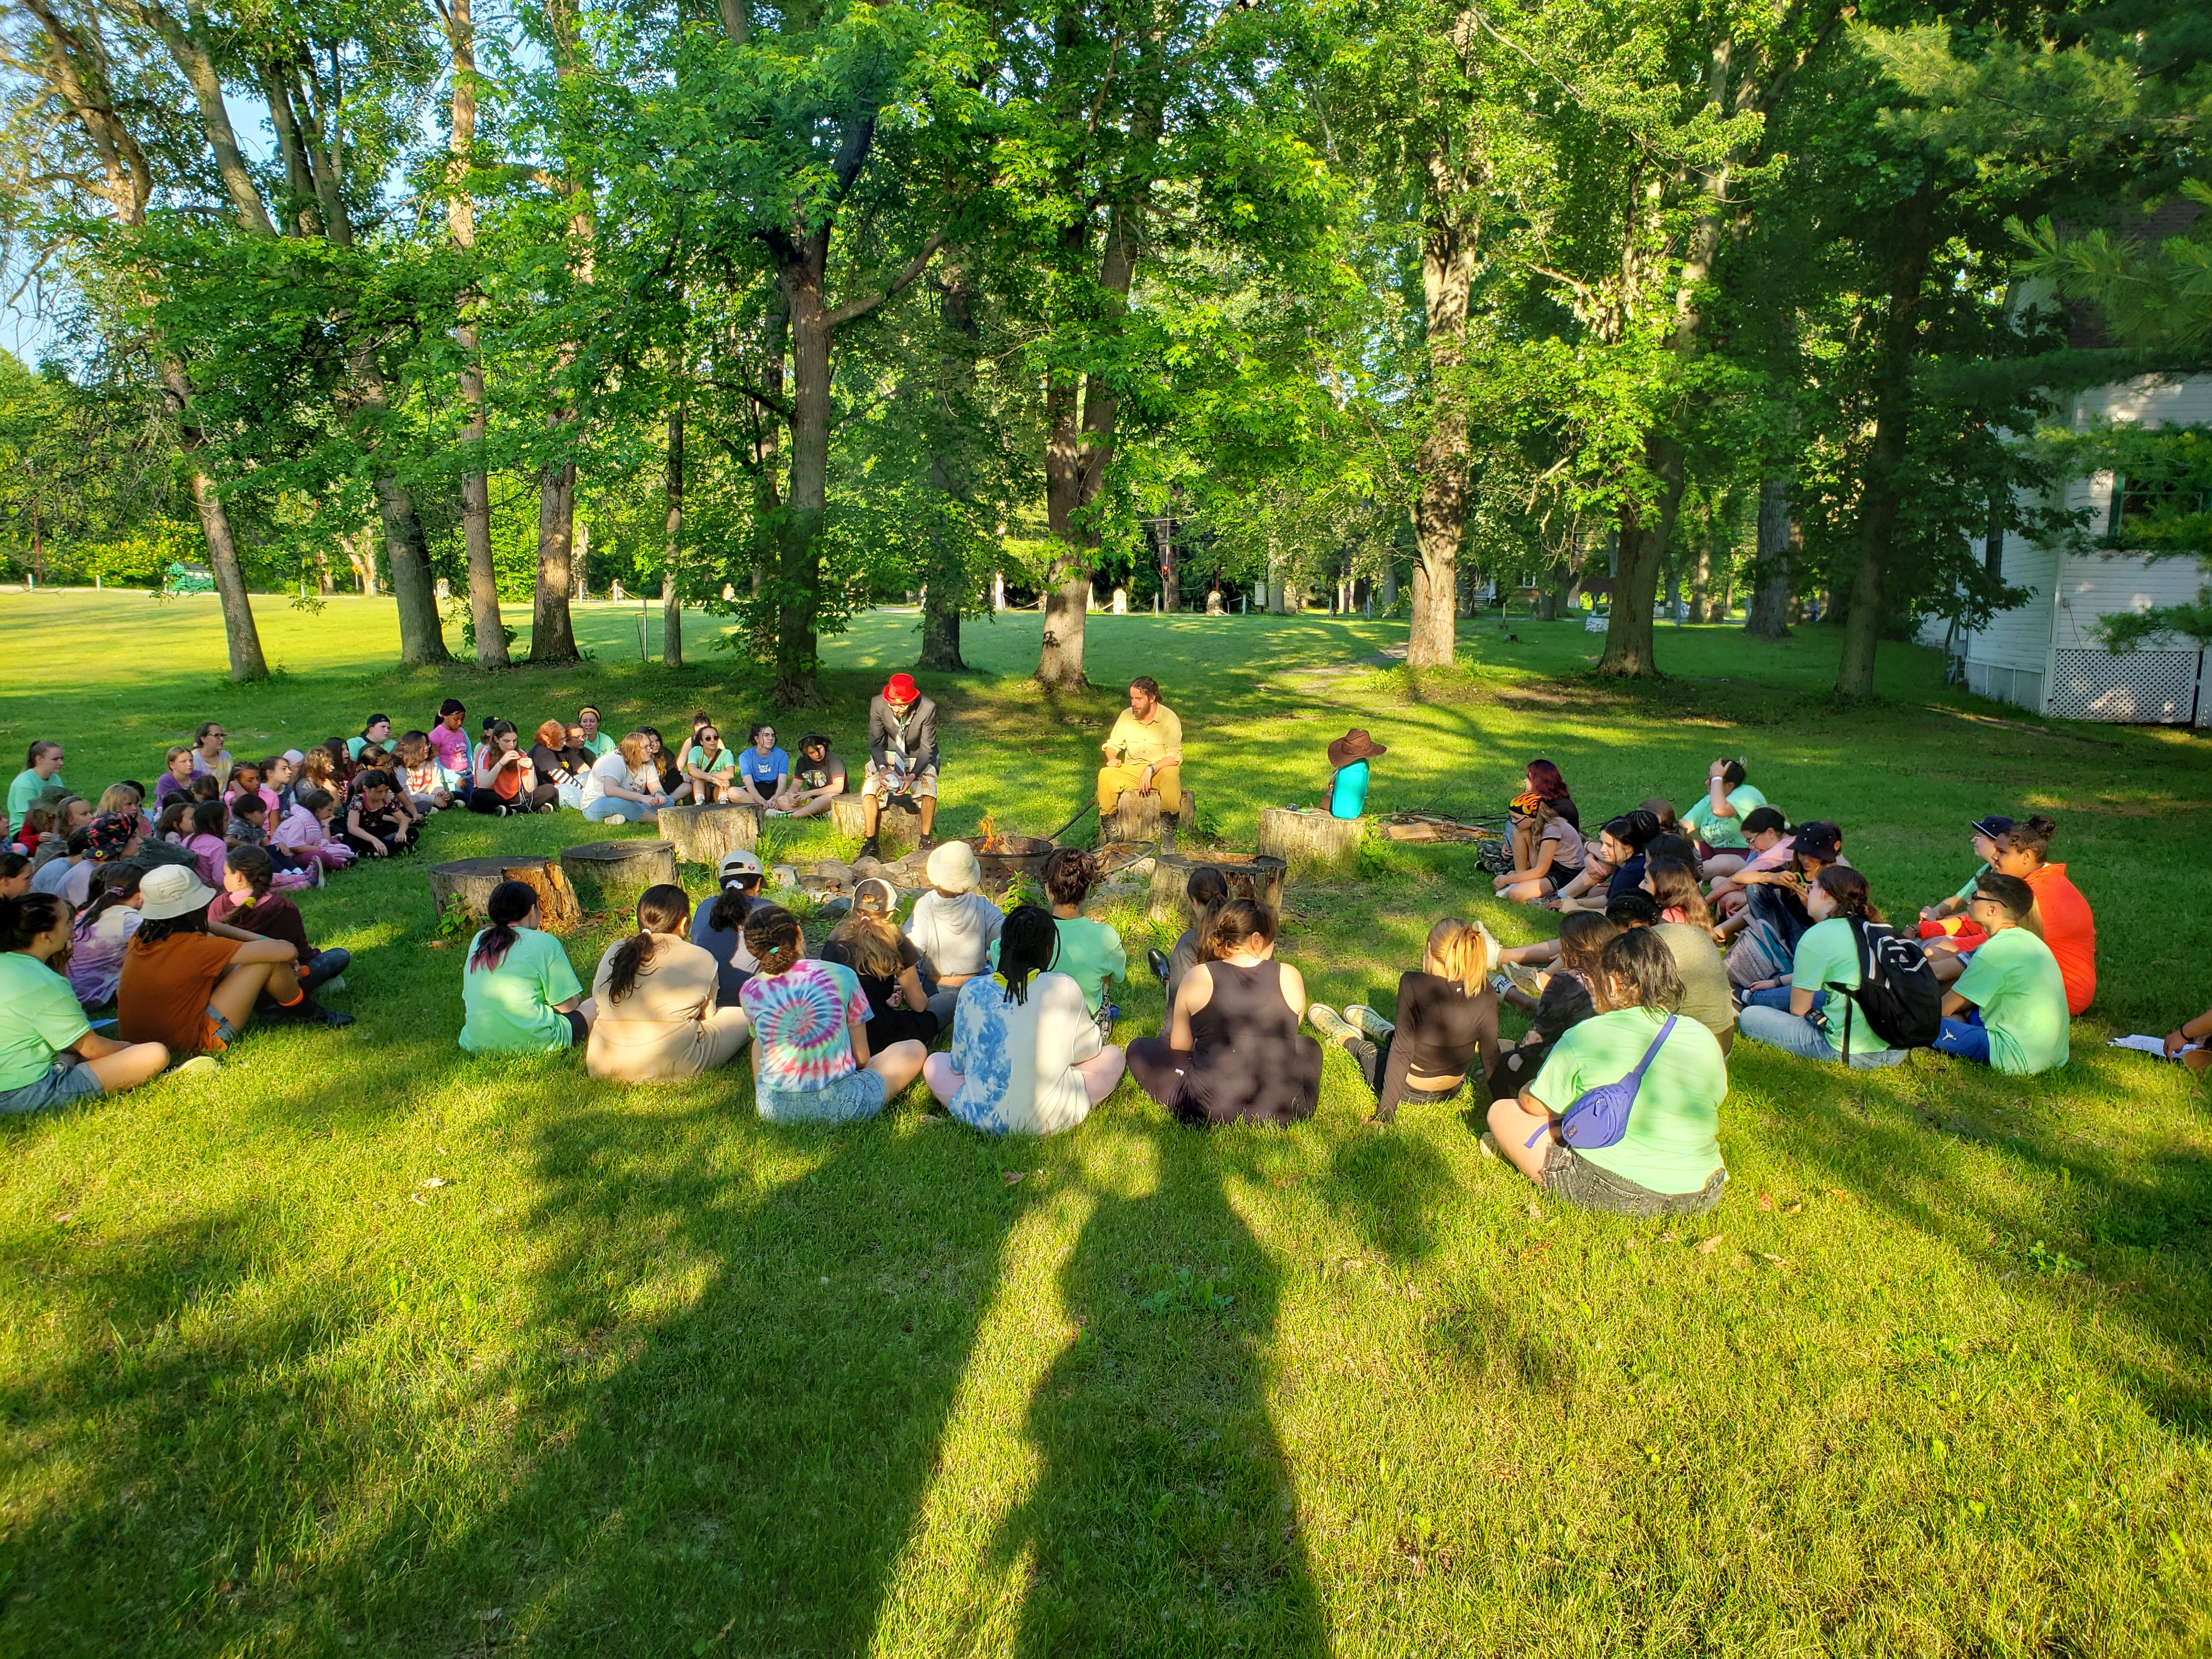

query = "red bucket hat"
[[883, 673, 920, 707]]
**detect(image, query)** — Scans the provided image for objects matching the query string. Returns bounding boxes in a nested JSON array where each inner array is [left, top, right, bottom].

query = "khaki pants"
[[1097, 761, 1181, 815]]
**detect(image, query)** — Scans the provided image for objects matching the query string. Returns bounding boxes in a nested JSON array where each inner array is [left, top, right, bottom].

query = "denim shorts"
[[0, 1059, 103, 1116], [1541, 1142, 1726, 1217], [758, 1068, 888, 1124]]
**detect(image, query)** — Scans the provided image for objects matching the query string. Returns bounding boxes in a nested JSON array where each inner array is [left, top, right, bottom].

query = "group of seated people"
[[0, 724, 2109, 1231]]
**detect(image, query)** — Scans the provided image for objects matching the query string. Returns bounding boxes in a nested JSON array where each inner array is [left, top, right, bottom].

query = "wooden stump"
[[1102, 788, 1195, 847], [1258, 808, 1364, 881], [827, 791, 921, 853], [428, 856, 553, 926], [657, 801, 760, 867], [1147, 851, 1287, 922], [560, 839, 678, 912], [503, 860, 582, 933]]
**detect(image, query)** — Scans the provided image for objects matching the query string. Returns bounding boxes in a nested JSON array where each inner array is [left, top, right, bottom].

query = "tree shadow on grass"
[[1741, 1051, 2212, 1436], [996, 1121, 1327, 1657], [324, 1084, 1048, 1655]]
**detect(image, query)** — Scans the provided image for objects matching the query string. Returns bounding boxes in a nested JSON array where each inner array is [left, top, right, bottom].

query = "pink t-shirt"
[[427, 724, 471, 775]]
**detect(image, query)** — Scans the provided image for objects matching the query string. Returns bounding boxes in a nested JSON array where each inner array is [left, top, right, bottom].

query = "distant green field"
[[2, 590, 2208, 1656]]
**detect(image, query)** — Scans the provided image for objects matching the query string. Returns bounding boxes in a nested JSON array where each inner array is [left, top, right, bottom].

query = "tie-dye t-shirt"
[[739, 958, 869, 1104]]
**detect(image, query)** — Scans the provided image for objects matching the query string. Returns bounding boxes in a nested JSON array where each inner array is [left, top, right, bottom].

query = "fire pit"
[[975, 833, 1057, 889]]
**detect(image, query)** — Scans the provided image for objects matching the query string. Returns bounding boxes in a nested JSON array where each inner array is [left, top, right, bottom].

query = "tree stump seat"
[[1146, 851, 1287, 922], [1101, 788, 1195, 847], [827, 792, 922, 854], [560, 839, 678, 911], [427, 856, 580, 932], [657, 802, 761, 867], [1257, 808, 1364, 881]]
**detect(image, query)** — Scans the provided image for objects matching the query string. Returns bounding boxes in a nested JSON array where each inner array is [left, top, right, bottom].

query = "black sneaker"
[[1147, 947, 1170, 983], [858, 836, 881, 860], [267, 997, 354, 1029], [918, 834, 937, 853]]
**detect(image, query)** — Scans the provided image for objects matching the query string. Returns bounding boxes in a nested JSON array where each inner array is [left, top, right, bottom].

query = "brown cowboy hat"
[[1328, 729, 1387, 768]]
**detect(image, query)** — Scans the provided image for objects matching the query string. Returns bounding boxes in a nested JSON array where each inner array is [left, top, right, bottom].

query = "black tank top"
[[1182, 958, 1321, 1126]]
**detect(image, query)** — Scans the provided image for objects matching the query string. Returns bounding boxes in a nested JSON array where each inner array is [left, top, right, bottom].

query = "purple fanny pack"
[[1526, 1015, 1677, 1152]]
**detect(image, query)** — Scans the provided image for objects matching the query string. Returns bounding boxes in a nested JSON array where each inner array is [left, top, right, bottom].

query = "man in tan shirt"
[[1097, 676, 1183, 817]]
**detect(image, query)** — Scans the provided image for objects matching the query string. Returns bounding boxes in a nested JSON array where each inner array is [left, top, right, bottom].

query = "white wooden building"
[[1923, 370, 2212, 726]]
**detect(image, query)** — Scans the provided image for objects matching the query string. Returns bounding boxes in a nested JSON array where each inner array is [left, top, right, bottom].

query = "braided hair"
[[741, 905, 804, 975], [996, 905, 1059, 1005], [1042, 847, 1099, 908]]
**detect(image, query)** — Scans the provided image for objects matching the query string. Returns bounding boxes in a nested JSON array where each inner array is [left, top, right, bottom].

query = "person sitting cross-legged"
[[1733, 866, 1905, 1069], [459, 881, 596, 1055], [586, 885, 753, 1084], [1309, 917, 1503, 1124], [1484, 928, 1728, 1217], [926, 904, 1126, 1136], [1126, 898, 1321, 1127], [1, 893, 183, 1113], [1934, 872, 2070, 1075], [738, 906, 927, 1122]]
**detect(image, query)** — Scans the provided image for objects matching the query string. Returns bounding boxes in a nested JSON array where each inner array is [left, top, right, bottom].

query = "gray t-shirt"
[[1654, 922, 1734, 1045], [904, 889, 1005, 979]]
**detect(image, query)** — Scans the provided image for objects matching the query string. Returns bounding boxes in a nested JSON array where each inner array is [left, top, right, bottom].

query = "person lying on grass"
[[587, 884, 753, 1084], [1934, 873, 2070, 1075], [1494, 792, 1585, 904], [459, 881, 595, 1055], [1484, 927, 1728, 1217], [927, 903, 1126, 1136], [0, 892, 185, 1114], [1126, 898, 1322, 1128], [1733, 866, 1906, 1069], [1680, 758, 1767, 878], [1922, 815, 2096, 1016], [1309, 917, 1503, 1124], [117, 864, 352, 1059], [738, 905, 926, 1124]]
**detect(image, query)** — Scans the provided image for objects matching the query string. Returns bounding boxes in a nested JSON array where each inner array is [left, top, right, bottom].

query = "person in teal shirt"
[[1680, 758, 1766, 869], [460, 882, 596, 1054], [992, 847, 1126, 1020], [1733, 865, 1906, 1068], [577, 706, 618, 759], [8, 741, 68, 825], [1937, 873, 2069, 1074], [1326, 729, 1386, 820]]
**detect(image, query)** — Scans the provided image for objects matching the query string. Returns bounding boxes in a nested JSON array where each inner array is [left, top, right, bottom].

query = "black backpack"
[[1824, 918, 1943, 1062]]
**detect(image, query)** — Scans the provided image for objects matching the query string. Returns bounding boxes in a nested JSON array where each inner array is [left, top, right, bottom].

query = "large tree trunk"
[[445, 0, 507, 668], [776, 250, 833, 706], [663, 402, 684, 667], [1689, 520, 1712, 623], [532, 455, 581, 663], [1039, 363, 1092, 685], [374, 475, 450, 666], [1747, 477, 1792, 639], [919, 261, 976, 671], [154, 357, 268, 679], [1407, 204, 1477, 672], [1836, 188, 1938, 701], [1599, 433, 1687, 676]]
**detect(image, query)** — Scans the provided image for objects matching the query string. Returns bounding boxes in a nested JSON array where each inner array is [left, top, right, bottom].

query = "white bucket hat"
[[138, 862, 218, 921], [925, 839, 980, 893]]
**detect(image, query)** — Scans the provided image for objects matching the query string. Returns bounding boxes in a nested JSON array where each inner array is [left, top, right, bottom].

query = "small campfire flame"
[[978, 809, 1007, 854]]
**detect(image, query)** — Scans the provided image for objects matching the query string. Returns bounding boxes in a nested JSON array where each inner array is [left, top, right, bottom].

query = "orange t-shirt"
[[117, 932, 241, 1053], [2026, 862, 2096, 1015]]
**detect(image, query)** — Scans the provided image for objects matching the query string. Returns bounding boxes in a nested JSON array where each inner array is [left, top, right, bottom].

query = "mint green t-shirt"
[[7, 768, 63, 822], [1681, 783, 1767, 850], [1529, 1006, 1727, 1196], [0, 952, 92, 1094], [994, 915, 1126, 1015], [1953, 862, 1991, 905], [584, 733, 617, 759], [1788, 916, 1900, 1058], [459, 927, 585, 1054], [1955, 926, 2070, 1075]]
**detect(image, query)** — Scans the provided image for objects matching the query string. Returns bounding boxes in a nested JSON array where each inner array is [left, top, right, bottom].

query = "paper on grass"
[[2108, 1034, 2202, 1057]]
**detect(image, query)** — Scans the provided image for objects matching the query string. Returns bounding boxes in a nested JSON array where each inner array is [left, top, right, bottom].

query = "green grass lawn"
[[3, 591, 2210, 1656]]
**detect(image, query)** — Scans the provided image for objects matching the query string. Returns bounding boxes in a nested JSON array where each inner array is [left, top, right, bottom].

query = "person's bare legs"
[[82, 1042, 170, 1091], [863, 792, 881, 837], [866, 1037, 928, 1098], [1075, 1045, 1126, 1104], [207, 959, 285, 1034], [923, 1051, 962, 1105], [1501, 940, 1562, 967], [1929, 950, 1967, 986], [1502, 877, 1553, 904], [1701, 853, 1747, 881], [1486, 1096, 1556, 1183], [918, 795, 936, 836]]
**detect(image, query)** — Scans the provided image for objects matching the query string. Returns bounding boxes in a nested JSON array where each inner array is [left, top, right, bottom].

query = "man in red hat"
[[861, 672, 939, 857]]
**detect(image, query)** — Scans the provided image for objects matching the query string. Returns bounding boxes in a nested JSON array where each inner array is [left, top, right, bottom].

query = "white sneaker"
[[174, 1054, 219, 1079]]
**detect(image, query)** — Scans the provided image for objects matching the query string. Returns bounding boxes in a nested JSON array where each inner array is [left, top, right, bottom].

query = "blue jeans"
[[584, 796, 652, 823], [1934, 1009, 1992, 1064], [757, 1068, 888, 1124], [1739, 984, 1805, 1013], [1736, 1003, 1905, 1069], [303, 947, 350, 992]]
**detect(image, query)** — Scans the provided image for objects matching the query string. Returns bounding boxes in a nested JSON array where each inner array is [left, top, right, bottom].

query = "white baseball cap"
[[138, 862, 218, 921], [718, 849, 764, 882]]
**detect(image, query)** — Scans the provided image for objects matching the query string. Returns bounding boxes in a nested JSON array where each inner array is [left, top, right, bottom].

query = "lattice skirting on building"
[[2045, 648, 2202, 724]]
